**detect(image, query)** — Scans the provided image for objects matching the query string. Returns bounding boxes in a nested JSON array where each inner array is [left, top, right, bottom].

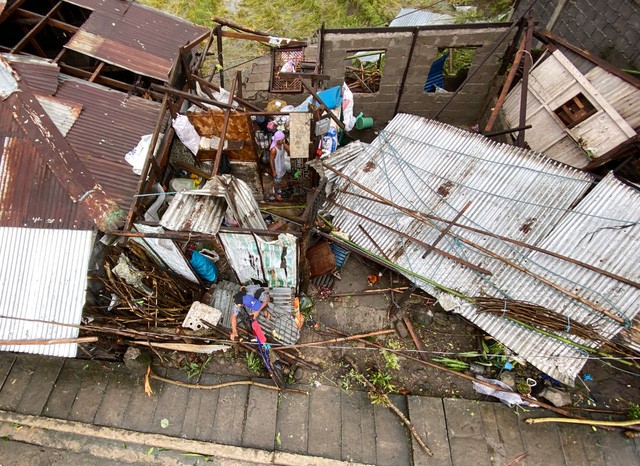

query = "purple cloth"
[[270, 131, 285, 150]]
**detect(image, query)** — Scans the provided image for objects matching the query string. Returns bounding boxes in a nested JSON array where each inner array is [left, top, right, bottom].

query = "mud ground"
[[169, 254, 639, 413]]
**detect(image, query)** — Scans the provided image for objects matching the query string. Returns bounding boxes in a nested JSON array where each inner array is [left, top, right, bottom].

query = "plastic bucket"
[[355, 112, 374, 130]]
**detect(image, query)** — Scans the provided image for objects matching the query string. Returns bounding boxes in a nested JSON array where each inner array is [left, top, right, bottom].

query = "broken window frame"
[[553, 92, 597, 129], [344, 50, 385, 94], [270, 46, 305, 93]]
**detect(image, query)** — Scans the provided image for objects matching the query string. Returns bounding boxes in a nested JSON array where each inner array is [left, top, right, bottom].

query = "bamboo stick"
[[277, 329, 394, 350], [525, 417, 640, 427], [0, 336, 97, 346]]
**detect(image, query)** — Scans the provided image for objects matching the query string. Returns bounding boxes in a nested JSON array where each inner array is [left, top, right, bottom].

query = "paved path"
[[0, 352, 638, 465]]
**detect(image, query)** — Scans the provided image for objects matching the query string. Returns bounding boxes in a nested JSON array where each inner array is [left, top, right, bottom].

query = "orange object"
[[294, 310, 305, 329]]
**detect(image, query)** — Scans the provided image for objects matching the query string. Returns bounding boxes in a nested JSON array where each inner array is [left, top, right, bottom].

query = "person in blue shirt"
[[230, 285, 271, 341]]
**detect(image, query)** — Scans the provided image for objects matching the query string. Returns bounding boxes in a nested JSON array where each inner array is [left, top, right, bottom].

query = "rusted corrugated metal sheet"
[[65, 2, 207, 81], [324, 114, 640, 385], [1, 54, 59, 95], [55, 75, 161, 213], [1, 57, 122, 230], [0, 227, 96, 357], [188, 110, 256, 162]]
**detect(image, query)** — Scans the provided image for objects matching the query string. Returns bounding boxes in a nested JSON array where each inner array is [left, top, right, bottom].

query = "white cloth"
[[272, 146, 291, 181], [172, 114, 200, 156]]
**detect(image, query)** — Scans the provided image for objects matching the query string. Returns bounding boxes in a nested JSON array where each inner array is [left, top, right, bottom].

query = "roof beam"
[[15, 8, 78, 34], [11, 1, 62, 53]]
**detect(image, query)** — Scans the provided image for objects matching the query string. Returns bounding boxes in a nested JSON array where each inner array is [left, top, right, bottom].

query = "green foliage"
[[182, 355, 212, 379], [432, 357, 470, 371], [138, 0, 228, 26], [245, 351, 262, 374], [628, 402, 640, 420], [381, 346, 400, 371]]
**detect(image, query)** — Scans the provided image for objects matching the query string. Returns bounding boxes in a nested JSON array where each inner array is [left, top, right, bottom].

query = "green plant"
[[516, 380, 531, 395], [628, 402, 640, 420], [432, 357, 470, 371], [382, 349, 400, 371], [245, 351, 262, 374], [368, 369, 397, 394], [182, 355, 212, 379]]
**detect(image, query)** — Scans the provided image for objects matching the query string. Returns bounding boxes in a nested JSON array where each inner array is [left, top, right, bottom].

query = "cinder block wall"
[[322, 25, 512, 126], [514, 0, 640, 70], [242, 24, 513, 127]]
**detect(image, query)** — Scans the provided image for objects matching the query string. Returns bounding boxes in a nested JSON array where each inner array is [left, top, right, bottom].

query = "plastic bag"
[[472, 375, 538, 408], [172, 114, 200, 156]]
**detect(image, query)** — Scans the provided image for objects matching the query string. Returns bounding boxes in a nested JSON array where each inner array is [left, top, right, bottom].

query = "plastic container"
[[355, 112, 374, 130], [170, 178, 197, 192]]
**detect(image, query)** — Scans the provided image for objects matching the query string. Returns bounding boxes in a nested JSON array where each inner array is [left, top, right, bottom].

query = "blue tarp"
[[424, 52, 449, 92]]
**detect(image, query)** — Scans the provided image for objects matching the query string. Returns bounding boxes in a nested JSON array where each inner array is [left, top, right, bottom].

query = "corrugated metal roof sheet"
[[323, 114, 640, 385], [160, 175, 267, 234], [219, 232, 298, 288], [1, 54, 59, 95], [55, 75, 161, 213], [65, 2, 207, 81], [389, 8, 454, 27], [0, 227, 96, 357]]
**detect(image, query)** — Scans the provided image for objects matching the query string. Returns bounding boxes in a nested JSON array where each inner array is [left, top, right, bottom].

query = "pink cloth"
[[270, 130, 285, 150]]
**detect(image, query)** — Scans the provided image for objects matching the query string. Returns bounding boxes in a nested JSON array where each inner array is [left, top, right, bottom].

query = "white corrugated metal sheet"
[[160, 175, 266, 235], [219, 232, 298, 288], [323, 114, 640, 385], [0, 227, 96, 357], [389, 8, 454, 27], [502, 50, 638, 169]]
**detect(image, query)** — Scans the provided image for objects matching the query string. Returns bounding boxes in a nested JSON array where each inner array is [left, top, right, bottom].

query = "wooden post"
[[516, 15, 534, 147], [215, 25, 224, 87], [212, 73, 239, 176], [394, 27, 418, 116]]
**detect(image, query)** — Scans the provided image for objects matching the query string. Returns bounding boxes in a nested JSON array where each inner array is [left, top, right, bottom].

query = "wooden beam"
[[88, 61, 104, 82], [191, 74, 261, 111], [212, 17, 272, 37], [150, 84, 239, 111], [516, 16, 534, 147], [484, 34, 527, 132], [0, 0, 26, 23], [220, 29, 305, 47], [300, 80, 345, 132], [394, 27, 418, 116], [15, 8, 78, 33], [421, 201, 471, 259], [215, 25, 224, 88], [11, 1, 62, 53], [58, 63, 132, 92], [212, 72, 239, 175]]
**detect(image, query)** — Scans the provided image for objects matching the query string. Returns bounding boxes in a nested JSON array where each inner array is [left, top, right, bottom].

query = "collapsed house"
[[0, 0, 208, 354], [1, 0, 639, 390]]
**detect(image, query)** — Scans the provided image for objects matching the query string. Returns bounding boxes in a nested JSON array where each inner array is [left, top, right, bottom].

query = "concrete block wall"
[[515, 0, 640, 70], [241, 25, 512, 127]]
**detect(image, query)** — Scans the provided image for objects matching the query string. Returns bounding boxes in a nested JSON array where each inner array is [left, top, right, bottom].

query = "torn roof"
[[1, 54, 161, 228], [1, 0, 207, 83], [323, 113, 640, 385]]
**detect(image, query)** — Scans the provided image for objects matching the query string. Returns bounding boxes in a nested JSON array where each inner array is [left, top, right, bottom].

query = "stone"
[[123, 347, 153, 375], [499, 371, 516, 390], [539, 387, 572, 407], [469, 363, 486, 375]]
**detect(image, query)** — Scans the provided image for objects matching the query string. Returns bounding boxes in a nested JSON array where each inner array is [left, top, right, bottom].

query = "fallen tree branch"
[[277, 329, 394, 350], [145, 366, 307, 395], [525, 417, 640, 427], [344, 356, 433, 457]]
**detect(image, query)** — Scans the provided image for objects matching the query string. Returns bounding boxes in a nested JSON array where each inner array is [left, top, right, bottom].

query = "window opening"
[[270, 47, 305, 93], [553, 93, 597, 128], [424, 47, 478, 93], [344, 50, 385, 93]]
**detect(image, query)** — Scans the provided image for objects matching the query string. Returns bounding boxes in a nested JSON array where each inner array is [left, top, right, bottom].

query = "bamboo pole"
[[525, 417, 640, 427], [277, 329, 394, 350], [0, 336, 97, 346]]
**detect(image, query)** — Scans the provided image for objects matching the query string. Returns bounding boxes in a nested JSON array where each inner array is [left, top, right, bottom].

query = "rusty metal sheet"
[[0, 116, 94, 230], [54, 75, 161, 213], [1, 54, 59, 95], [188, 110, 256, 162], [65, 3, 207, 81]]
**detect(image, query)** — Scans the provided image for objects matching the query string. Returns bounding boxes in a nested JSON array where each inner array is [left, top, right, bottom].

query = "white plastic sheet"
[[172, 114, 200, 156]]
